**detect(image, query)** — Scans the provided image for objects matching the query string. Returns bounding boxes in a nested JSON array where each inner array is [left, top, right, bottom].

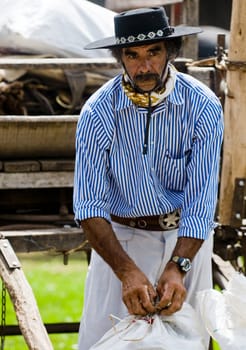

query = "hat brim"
[[84, 26, 202, 50]]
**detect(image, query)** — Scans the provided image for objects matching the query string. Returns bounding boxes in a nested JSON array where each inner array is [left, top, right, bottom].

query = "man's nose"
[[138, 59, 151, 73]]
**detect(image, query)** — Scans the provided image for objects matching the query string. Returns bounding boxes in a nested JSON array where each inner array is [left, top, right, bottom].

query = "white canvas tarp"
[[0, 0, 115, 57]]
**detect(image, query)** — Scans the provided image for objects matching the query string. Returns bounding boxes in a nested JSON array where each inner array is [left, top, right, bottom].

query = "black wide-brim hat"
[[85, 7, 202, 50]]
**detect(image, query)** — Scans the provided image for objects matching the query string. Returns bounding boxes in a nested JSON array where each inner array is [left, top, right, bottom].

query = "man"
[[73, 7, 224, 350]]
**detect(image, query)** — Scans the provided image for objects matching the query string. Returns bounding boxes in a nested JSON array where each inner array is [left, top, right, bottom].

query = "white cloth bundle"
[[198, 272, 246, 350]]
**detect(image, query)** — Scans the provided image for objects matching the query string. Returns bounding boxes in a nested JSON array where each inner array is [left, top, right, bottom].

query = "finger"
[[123, 295, 134, 315], [139, 296, 154, 310], [159, 289, 186, 315], [159, 300, 181, 315], [156, 289, 174, 311], [123, 294, 149, 316], [137, 298, 150, 316], [139, 287, 156, 314]]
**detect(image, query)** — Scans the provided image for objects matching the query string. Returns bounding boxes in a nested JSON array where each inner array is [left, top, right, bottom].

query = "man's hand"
[[121, 268, 157, 316], [154, 236, 203, 315], [155, 262, 187, 315], [82, 217, 157, 316]]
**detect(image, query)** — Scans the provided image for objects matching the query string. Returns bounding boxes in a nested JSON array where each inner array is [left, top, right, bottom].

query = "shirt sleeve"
[[178, 98, 224, 240], [73, 105, 111, 223]]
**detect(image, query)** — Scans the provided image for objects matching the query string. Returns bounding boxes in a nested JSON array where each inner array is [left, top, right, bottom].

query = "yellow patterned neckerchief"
[[122, 64, 177, 107]]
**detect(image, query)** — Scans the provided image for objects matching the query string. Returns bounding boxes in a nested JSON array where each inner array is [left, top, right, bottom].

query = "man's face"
[[121, 41, 168, 92]]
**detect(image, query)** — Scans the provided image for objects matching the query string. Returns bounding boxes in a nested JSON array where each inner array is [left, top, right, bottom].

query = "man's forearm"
[[171, 237, 204, 260], [81, 217, 138, 280]]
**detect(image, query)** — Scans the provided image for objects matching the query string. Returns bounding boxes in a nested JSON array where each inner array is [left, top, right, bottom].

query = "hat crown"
[[84, 6, 202, 50], [114, 7, 172, 42]]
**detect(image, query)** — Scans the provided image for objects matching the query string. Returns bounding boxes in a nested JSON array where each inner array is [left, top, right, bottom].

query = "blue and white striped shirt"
[[73, 71, 224, 239]]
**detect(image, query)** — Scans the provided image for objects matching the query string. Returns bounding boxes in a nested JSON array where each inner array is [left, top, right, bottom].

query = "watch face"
[[171, 256, 192, 272], [179, 257, 192, 272]]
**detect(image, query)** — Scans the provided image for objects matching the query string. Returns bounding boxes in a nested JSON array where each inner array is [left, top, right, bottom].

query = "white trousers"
[[78, 222, 213, 350]]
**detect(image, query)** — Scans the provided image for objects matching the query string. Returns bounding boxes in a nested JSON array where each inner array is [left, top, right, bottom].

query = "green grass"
[[2, 251, 88, 350]]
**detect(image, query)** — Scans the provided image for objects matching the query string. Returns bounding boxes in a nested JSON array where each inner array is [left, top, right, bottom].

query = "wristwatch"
[[171, 256, 192, 273]]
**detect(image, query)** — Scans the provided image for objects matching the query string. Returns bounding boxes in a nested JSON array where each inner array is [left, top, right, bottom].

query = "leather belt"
[[111, 209, 180, 231]]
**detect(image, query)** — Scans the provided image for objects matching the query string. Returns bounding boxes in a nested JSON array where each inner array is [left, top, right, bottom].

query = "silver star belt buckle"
[[158, 209, 180, 230]]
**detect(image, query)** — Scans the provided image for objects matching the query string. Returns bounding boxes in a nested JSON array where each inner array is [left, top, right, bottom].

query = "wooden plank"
[[1, 228, 88, 254], [0, 57, 119, 70], [0, 115, 78, 160], [180, 0, 200, 60], [0, 241, 53, 349], [219, 0, 246, 225], [1, 227, 81, 237], [2, 160, 75, 173], [230, 178, 246, 227], [40, 160, 75, 172], [187, 66, 215, 89], [0, 115, 78, 122], [0, 214, 74, 224], [0, 171, 74, 189], [3, 161, 40, 173]]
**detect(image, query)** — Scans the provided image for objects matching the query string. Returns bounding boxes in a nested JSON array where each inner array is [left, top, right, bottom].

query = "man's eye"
[[127, 54, 137, 59], [149, 50, 159, 56]]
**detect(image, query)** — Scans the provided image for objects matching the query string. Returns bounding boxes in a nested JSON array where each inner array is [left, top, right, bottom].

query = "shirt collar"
[[114, 72, 184, 112]]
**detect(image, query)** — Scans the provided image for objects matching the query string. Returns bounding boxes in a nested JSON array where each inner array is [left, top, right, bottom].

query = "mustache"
[[134, 73, 160, 82]]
